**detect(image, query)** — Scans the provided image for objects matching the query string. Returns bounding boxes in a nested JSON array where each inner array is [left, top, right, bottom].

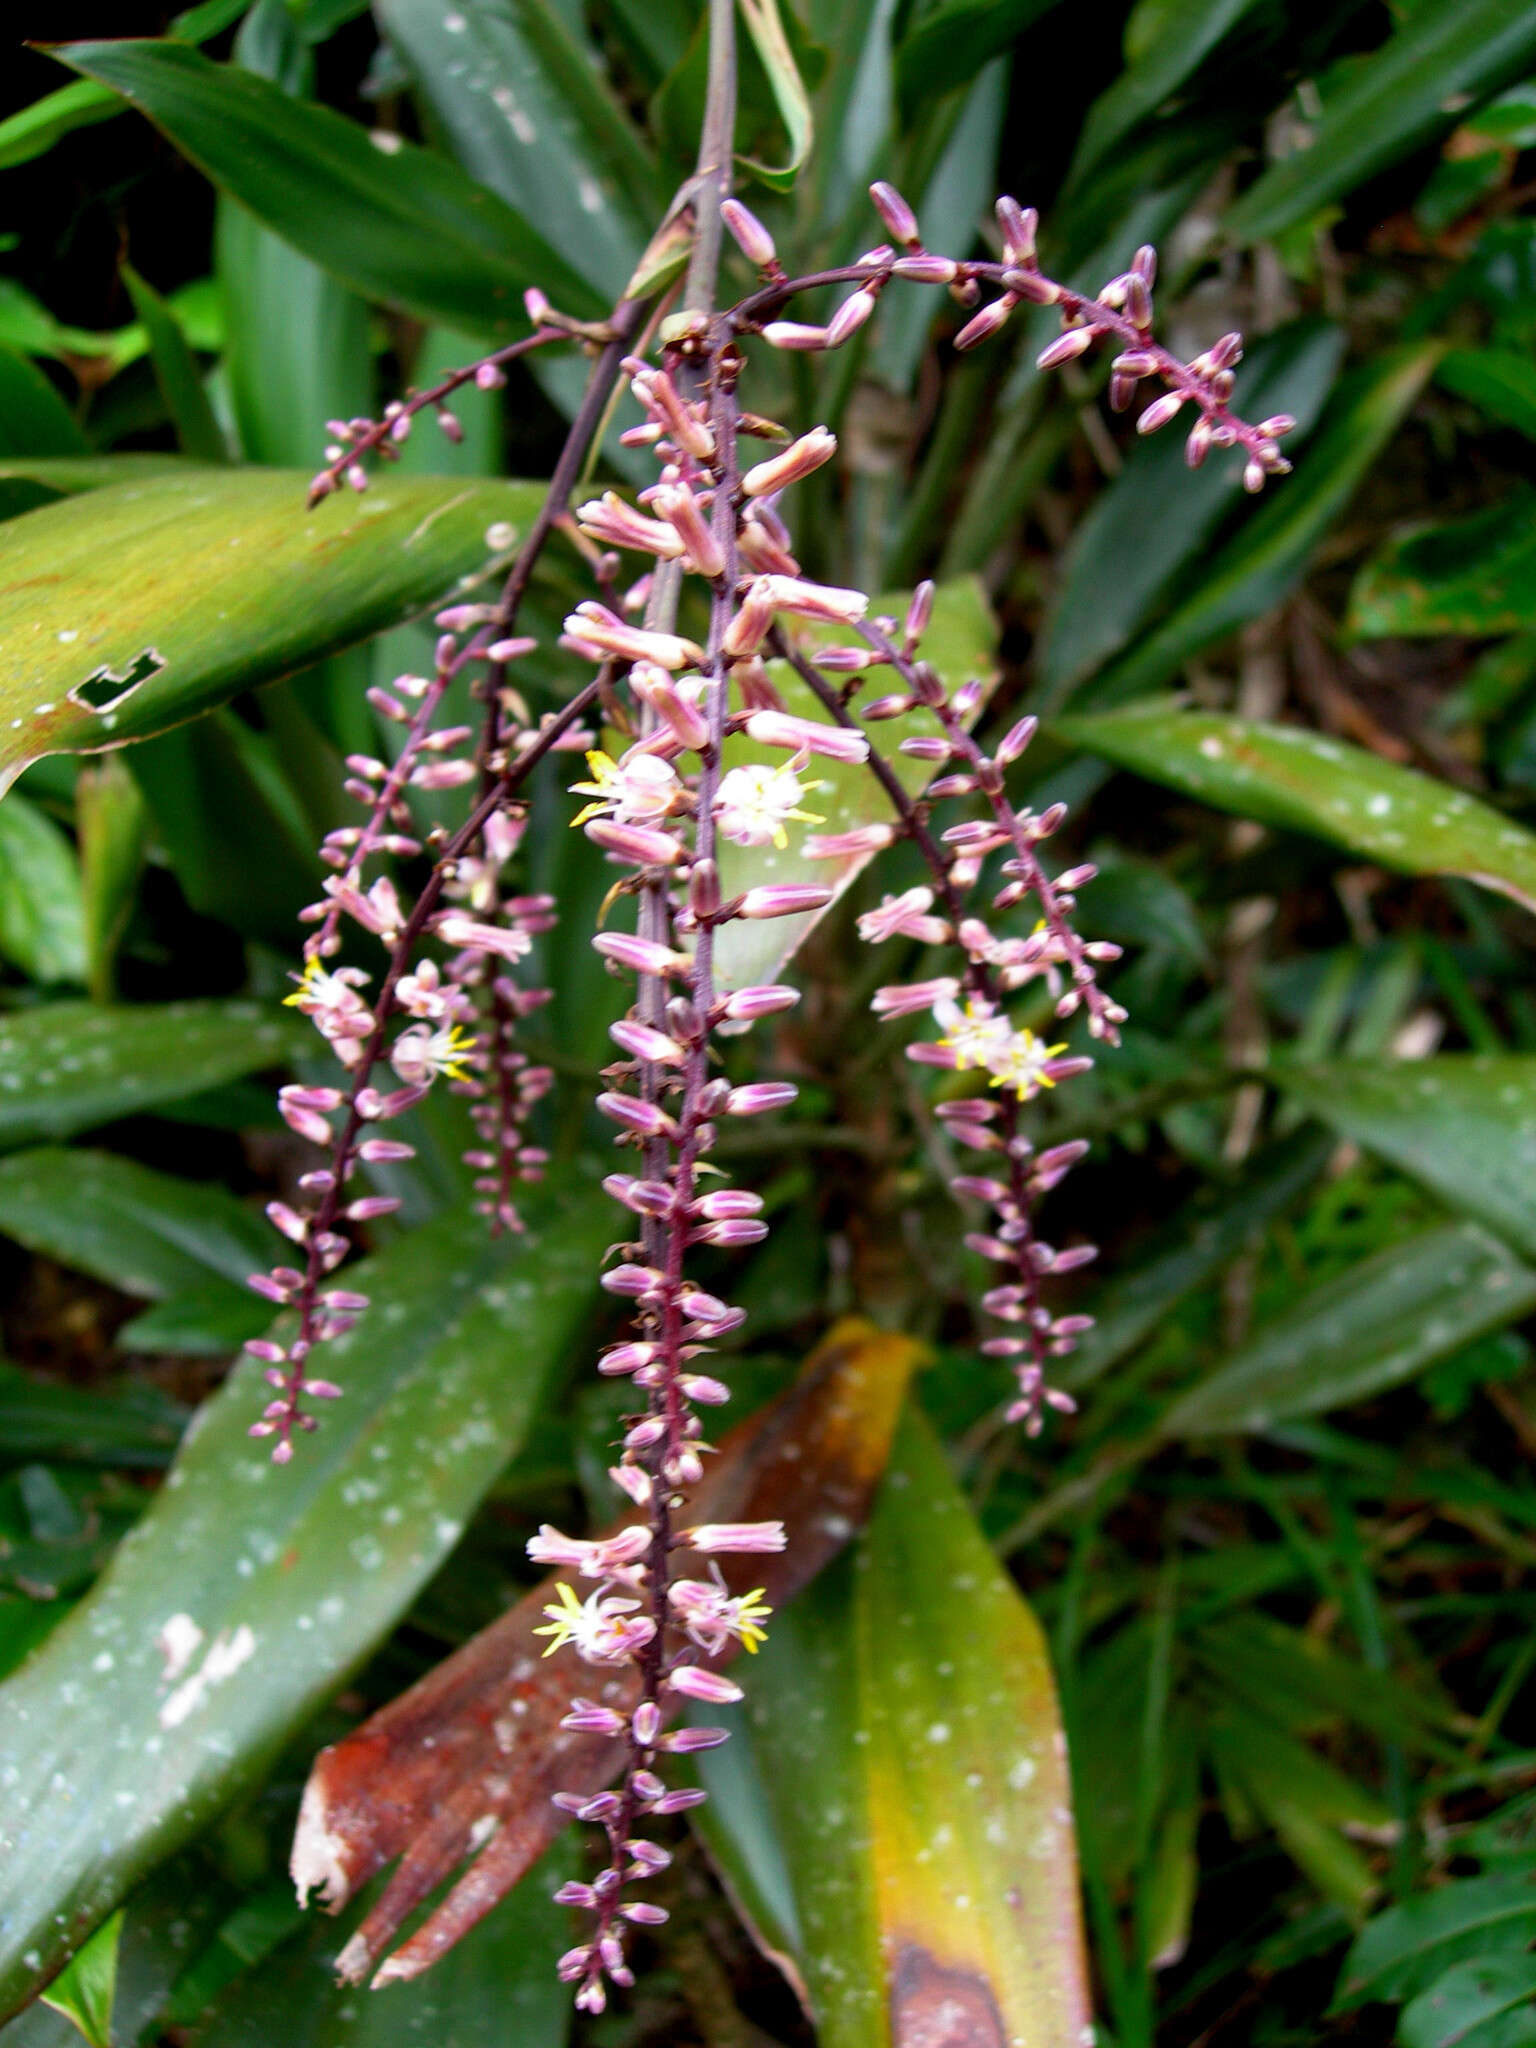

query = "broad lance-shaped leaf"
[[53, 42, 603, 333], [1273, 1056, 1536, 1262], [1335, 1872, 1536, 2012], [1224, 0, 1536, 246], [712, 576, 997, 992], [0, 468, 541, 793], [0, 1186, 610, 2019], [0, 1000, 308, 1150], [1054, 704, 1536, 917], [1161, 1220, 1536, 1437], [288, 1319, 922, 1988], [694, 1406, 1090, 2048], [1348, 490, 1536, 641], [1398, 1954, 1536, 2048]]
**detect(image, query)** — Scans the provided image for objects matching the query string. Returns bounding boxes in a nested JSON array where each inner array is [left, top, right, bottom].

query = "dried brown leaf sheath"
[[291, 1318, 923, 1986]]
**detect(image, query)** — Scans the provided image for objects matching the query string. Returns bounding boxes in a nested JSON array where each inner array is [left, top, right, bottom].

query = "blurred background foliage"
[[3, 0, 1536, 2042]]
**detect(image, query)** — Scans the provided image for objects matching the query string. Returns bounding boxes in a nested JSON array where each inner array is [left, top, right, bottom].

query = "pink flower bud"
[[996, 196, 1038, 265], [724, 1082, 797, 1116], [684, 1520, 787, 1553], [761, 321, 829, 350], [1036, 327, 1095, 370], [609, 1018, 686, 1065], [804, 823, 898, 859], [592, 931, 693, 979], [721, 196, 777, 267], [744, 709, 869, 762], [602, 1261, 665, 1297], [585, 818, 683, 866], [741, 426, 838, 499], [721, 983, 801, 1020], [596, 1093, 676, 1139], [667, 1665, 744, 1704], [869, 180, 920, 246], [737, 884, 832, 919], [956, 298, 1014, 350], [1137, 391, 1185, 435], [826, 290, 876, 348], [763, 574, 868, 624], [893, 253, 958, 283]]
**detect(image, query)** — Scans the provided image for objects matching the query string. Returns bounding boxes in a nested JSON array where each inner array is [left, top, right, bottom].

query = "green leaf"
[[0, 457, 189, 518], [1038, 319, 1345, 704], [1208, 1710, 1390, 1916], [119, 265, 227, 466], [1068, 0, 1266, 185], [376, 0, 655, 294], [1337, 1873, 1536, 2011], [1224, 0, 1536, 246], [0, 999, 305, 1150], [1066, 1129, 1333, 1388], [893, 0, 1065, 125], [116, 1282, 269, 1358], [0, 352, 88, 461], [0, 795, 87, 986], [52, 41, 604, 335], [712, 576, 997, 991], [698, 1405, 1091, 2048], [1052, 704, 1536, 917], [1079, 344, 1440, 702], [0, 1147, 270, 1300], [1348, 491, 1536, 640], [38, 1910, 122, 2048], [1273, 1056, 1536, 1262], [75, 756, 148, 1005], [1401, 1954, 1536, 2048], [737, 0, 814, 189], [1162, 1221, 1536, 1436], [0, 1363, 186, 1467], [0, 81, 125, 173], [187, 1848, 574, 2047], [0, 467, 541, 793], [0, 1186, 608, 2018], [1439, 347, 1536, 441]]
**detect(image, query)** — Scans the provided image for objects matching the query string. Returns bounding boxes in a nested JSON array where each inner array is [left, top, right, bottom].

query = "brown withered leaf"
[[290, 1317, 924, 1987]]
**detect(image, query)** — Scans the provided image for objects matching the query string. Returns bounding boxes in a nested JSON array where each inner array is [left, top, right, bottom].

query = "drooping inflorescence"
[[256, 175, 1292, 2001]]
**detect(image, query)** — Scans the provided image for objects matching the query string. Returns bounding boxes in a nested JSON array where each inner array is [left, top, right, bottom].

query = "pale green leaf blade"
[[1224, 0, 1536, 246], [119, 265, 228, 466], [0, 795, 87, 987], [701, 1406, 1091, 2048], [1438, 347, 1536, 441], [0, 468, 540, 792], [1162, 1221, 1536, 1436], [37, 1911, 121, 2048], [737, 0, 814, 189], [1052, 705, 1536, 916], [0, 1186, 608, 2018], [711, 576, 997, 991]]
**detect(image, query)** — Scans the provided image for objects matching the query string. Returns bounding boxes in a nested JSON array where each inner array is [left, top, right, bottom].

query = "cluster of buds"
[[267, 170, 1295, 2004], [245, 604, 586, 1457]]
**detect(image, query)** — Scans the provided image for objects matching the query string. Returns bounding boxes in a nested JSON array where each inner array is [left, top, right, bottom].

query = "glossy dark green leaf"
[[1337, 1874, 1536, 2010], [1068, 0, 1265, 185], [0, 1185, 608, 2018], [1066, 1129, 1332, 1388], [0, 1000, 305, 1150], [1053, 705, 1536, 916], [1348, 491, 1536, 640], [1400, 1954, 1536, 2048], [0, 1147, 269, 1301], [1079, 344, 1439, 701], [119, 266, 227, 466], [0, 468, 541, 792], [893, 0, 1064, 124], [698, 1407, 1091, 2048], [1439, 347, 1536, 441], [187, 1848, 573, 2047], [1162, 1222, 1536, 1436], [37, 1911, 121, 2048], [0, 352, 88, 462], [0, 1364, 186, 1468], [1038, 319, 1345, 704], [53, 41, 603, 334], [1276, 1056, 1536, 1258], [377, 0, 655, 294], [0, 795, 87, 986], [1224, 0, 1536, 246]]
